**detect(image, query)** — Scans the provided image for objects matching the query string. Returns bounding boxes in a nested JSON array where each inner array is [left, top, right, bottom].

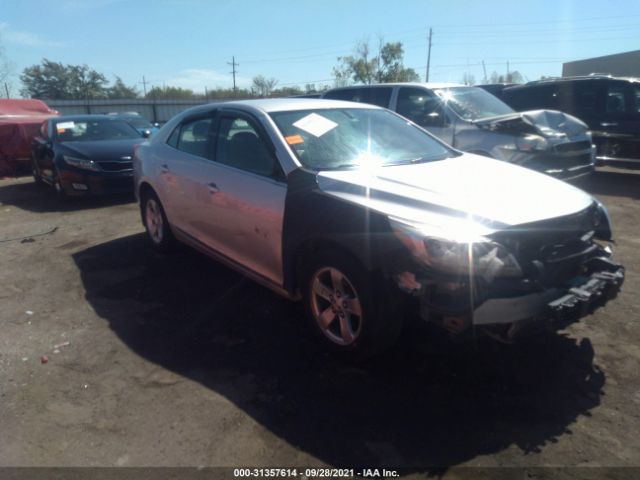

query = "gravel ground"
[[0, 170, 639, 477]]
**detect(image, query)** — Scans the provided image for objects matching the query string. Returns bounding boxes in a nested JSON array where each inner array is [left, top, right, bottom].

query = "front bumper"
[[58, 168, 134, 196], [397, 254, 624, 342], [499, 144, 596, 181]]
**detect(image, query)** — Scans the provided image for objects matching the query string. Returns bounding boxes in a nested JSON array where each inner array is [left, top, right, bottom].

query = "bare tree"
[[0, 36, 14, 96], [251, 75, 278, 97]]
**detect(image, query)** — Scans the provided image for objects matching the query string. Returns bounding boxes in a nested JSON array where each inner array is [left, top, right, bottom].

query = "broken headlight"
[[502, 134, 549, 152], [390, 219, 523, 280]]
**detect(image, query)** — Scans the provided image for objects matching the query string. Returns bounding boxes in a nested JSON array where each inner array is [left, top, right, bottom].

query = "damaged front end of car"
[[390, 201, 624, 343], [473, 110, 596, 181]]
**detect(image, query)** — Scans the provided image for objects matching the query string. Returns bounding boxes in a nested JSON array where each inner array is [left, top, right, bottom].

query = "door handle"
[[600, 122, 618, 127], [160, 163, 169, 173], [207, 182, 220, 194]]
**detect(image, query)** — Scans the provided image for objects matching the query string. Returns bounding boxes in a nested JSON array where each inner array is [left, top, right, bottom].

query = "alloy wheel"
[[145, 198, 164, 244], [310, 266, 363, 346]]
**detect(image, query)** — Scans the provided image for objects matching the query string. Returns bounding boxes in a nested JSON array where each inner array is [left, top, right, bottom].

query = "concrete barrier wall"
[[45, 99, 211, 123]]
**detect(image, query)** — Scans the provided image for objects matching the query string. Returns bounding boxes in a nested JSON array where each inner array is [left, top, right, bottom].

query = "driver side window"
[[215, 116, 277, 177], [396, 88, 445, 127]]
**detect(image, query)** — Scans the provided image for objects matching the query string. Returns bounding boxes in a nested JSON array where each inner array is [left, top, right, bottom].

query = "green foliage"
[[146, 85, 198, 99], [108, 76, 139, 99], [21, 59, 109, 99], [333, 39, 419, 85]]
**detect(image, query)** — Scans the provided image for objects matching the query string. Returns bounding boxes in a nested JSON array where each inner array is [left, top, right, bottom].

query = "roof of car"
[[326, 82, 466, 90], [51, 114, 128, 122], [181, 98, 385, 116], [509, 75, 640, 88]]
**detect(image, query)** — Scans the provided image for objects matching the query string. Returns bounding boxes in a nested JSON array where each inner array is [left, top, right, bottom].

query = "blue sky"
[[2, 0, 640, 95]]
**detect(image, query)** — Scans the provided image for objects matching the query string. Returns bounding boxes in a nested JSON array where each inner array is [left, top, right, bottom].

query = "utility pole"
[[425, 27, 433, 82], [482, 60, 487, 84], [228, 56, 239, 94], [4, 82, 9, 98], [141, 75, 148, 97]]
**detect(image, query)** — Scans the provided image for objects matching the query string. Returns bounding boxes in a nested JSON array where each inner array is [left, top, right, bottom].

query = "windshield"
[[434, 87, 514, 121], [53, 119, 141, 142], [270, 108, 453, 170]]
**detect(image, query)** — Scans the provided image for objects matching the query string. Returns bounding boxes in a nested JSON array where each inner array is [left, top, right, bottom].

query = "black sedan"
[[31, 115, 146, 196]]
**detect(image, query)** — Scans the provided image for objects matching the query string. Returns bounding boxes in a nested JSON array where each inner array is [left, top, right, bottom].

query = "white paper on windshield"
[[56, 121, 75, 130], [292, 113, 337, 137]]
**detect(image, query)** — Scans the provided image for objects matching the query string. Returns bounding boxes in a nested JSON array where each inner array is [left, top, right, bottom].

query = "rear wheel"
[[302, 250, 403, 358], [141, 190, 176, 252]]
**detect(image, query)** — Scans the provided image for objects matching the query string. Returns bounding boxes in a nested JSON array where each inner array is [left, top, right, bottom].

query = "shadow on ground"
[[0, 178, 135, 212], [582, 170, 640, 200], [73, 233, 605, 472]]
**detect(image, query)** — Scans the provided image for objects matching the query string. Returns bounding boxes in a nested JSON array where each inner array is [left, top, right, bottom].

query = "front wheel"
[[141, 191, 176, 252], [302, 250, 403, 358], [32, 156, 44, 186]]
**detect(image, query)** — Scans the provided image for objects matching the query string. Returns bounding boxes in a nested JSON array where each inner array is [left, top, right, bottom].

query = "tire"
[[32, 156, 44, 187], [51, 166, 67, 199], [141, 190, 176, 252], [302, 249, 403, 359]]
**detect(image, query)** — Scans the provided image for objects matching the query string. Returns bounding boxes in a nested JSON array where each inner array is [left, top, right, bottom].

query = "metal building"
[[562, 50, 640, 78]]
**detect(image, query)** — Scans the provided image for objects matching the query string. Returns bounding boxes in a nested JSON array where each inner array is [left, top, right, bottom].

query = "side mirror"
[[142, 129, 152, 139]]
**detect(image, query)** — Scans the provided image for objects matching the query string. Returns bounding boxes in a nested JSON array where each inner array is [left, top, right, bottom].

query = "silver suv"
[[323, 83, 596, 181], [134, 99, 623, 357]]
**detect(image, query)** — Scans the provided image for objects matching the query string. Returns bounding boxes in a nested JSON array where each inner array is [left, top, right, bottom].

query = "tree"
[[146, 86, 198, 99], [20, 59, 109, 99], [272, 86, 303, 97], [377, 42, 420, 82], [108, 76, 139, 99], [333, 39, 419, 85], [488, 70, 524, 84], [251, 75, 278, 97], [0, 37, 13, 94], [460, 73, 476, 85]]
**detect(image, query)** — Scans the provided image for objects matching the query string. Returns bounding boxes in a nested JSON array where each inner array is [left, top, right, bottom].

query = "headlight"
[[390, 219, 522, 281], [502, 134, 548, 152], [63, 155, 100, 171], [594, 201, 613, 241]]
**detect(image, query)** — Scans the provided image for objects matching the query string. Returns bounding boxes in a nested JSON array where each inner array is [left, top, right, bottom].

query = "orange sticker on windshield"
[[285, 134, 304, 145]]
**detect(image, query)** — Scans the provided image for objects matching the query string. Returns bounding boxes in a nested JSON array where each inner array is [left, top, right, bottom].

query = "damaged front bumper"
[[396, 254, 625, 343]]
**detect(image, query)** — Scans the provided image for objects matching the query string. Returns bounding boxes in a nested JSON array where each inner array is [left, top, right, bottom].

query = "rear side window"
[[566, 82, 602, 117], [325, 88, 368, 103], [504, 85, 559, 111], [324, 87, 392, 108], [176, 117, 215, 159], [606, 84, 627, 113]]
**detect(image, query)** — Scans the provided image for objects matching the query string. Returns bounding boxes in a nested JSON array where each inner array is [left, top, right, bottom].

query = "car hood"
[[473, 109, 588, 138], [316, 154, 594, 236], [59, 138, 143, 161]]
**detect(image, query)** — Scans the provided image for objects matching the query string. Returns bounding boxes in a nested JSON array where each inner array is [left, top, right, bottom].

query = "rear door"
[[155, 112, 218, 237]]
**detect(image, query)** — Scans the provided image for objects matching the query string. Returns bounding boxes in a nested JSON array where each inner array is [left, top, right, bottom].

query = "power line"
[[425, 27, 433, 82], [227, 56, 239, 93]]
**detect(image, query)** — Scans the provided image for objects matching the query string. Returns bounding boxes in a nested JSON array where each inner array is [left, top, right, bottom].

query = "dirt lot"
[[1, 170, 639, 476]]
